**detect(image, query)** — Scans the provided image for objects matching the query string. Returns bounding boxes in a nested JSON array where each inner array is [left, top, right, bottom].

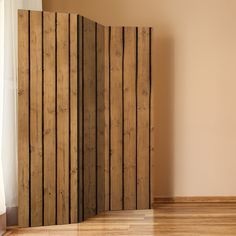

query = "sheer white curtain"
[[0, 0, 42, 214], [0, 0, 5, 216]]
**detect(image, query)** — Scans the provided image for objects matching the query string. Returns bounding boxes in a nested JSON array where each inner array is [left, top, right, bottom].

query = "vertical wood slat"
[[96, 24, 105, 213], [110, 27, 123, 210], [18, 10, 30, 227], [57, 13, 69, 225], [78, 15, 83, 222], [149, 28, 153, 208], [104, 26, 110, 211], [83, 17, 96, 219], [137, 28, 150, 209], [123, 27, 137, 210], [43, 11, 56, 226], [69, 13, 78, 223], [30, 11, 43, 227]]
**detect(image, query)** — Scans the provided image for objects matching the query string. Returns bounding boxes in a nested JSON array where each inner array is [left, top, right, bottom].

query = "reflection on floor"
[[5, 203, 236, 235]]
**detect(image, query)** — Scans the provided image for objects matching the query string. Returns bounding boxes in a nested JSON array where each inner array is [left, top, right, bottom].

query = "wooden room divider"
[[18, 10, 153, 227]]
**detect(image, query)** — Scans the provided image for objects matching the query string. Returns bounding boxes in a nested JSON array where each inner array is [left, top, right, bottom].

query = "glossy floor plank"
[[5, 203, 236, 235]]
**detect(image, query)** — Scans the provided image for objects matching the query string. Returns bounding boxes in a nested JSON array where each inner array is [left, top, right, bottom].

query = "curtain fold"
[[0, 0, 42, 214]]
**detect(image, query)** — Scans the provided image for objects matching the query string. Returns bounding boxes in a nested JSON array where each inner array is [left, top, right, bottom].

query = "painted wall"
[[43, 0, 236, 197]]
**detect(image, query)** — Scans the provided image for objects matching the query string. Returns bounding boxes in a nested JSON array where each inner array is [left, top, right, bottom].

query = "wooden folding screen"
[[18, 10, 152, 227]]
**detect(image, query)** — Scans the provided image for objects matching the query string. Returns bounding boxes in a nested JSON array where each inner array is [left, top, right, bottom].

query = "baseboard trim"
[[153, 196, 236, 204]]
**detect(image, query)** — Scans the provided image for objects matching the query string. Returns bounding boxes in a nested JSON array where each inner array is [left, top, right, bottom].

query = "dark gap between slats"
[[148, 28, 152, 209], [28, 10, 31, 227], [68, 13, 71, 224], [135, 27, 138, 210], [108, 26, 111, 211], [122, 27, 125, 210], [42, 11, 45, 225], [55, 12, 58, 225]]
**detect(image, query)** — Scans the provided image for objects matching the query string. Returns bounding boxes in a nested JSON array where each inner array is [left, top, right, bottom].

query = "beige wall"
[[43, 0, 236, 197]]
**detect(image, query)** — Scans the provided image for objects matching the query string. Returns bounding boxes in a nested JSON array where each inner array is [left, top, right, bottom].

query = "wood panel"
[[150, 28, 154, 208], [18, 10, 152, 227], [43, 11, 56, 226], [56, 13, 69, 225], [107, 26, 152, 211], [137, 28, 150, 209], [96, 23, 105, 213], [18, 10, 29, 227], [30, 11, 43, 227], [83, 17, 96, 219], [110, 27, 123, 210], [104, 27, 110, 211], [78, 15, 83, 222], [69, 13, 78, 223], [123, 27, 137, 210]]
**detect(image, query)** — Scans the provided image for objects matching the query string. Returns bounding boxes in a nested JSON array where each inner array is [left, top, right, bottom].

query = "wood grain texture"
[[43, 11, 56, 226], [18, 10, 30, 227], [110, 27, 123, 211], [78, 15, 83, 222], [104, 26, 110, 211], [57, 13, 69, 225], [96, 23, 105, 214], [29, 11, 43, 227], [137, 27, 150, 209], [123, 27, 137, 210], [83, 17, 96, 219], [69, 13, 78, 223], [8, 203, 236, 235]]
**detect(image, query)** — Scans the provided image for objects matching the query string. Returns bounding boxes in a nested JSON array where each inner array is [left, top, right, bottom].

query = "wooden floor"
[[5, 203, 236, 235]]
